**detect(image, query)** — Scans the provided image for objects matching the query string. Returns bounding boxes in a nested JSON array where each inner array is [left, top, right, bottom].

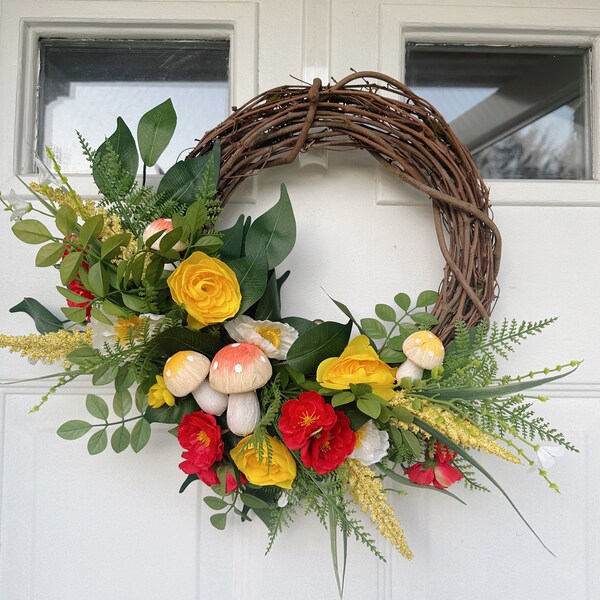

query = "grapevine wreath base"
[[190, 71, 502, 342]]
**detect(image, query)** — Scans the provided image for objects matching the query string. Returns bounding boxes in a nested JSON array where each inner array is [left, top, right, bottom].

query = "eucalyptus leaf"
[[86, 394, 109, 420], [130, 418, 152, 453], [57, 420, 92, 440], [210, 513, 227, 530], [36, 242, 66, 267], [204, 496, 229, 510], [87, 429, 108, 455], [111, 425, 131, 453], [12, 219, 53, 244], [240, 493, 271, 510]]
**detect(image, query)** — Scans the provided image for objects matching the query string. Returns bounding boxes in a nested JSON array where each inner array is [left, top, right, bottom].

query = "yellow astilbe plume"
[[389, 393, 520, 464], [0, 329, 93, 366], [345, 459, 413, 560]]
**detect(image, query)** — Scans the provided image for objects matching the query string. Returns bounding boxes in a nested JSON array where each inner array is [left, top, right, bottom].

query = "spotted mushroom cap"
[[402, 331, 445, 370], [209, 342, 273, 394], [163, 351, 210, 397]]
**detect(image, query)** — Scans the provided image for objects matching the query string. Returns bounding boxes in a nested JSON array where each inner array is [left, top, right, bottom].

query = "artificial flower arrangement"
[[0, 99, 579, 595]]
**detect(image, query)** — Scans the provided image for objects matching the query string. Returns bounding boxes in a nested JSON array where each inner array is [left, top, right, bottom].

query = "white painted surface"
[[0, 1, 599, 599]]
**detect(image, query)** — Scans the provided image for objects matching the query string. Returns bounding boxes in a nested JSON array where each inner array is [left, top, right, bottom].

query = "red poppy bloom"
[[178, 412, 224, 479], [404, 443, 463, 489], [300, 411, 356, 474], [278, 391, 337, 450]]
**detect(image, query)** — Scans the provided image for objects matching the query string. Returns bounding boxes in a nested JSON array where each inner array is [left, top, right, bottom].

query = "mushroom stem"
[[396, 360, 424, 383]]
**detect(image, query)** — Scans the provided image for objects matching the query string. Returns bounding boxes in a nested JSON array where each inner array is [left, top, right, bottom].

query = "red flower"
[[300, 411, 356, 474], [404, 443, 463, 489], [278, 392, 337, 450], [67, 279, 94, 321], [178, 412, 224, 480]]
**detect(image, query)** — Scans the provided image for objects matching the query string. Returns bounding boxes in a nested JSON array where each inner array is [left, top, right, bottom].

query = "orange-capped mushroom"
[[209, 343, 272, 394]]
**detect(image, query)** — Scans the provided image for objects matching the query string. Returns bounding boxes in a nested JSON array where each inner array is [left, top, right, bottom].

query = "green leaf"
[[219, 215, 245, 261], [191, 235, 223, 255], [87, 429, 108, 455], [394, 293, 411, 311], [115, 365, 135, 393], [227, 244, 268, 314], [157, 152, 217, 205], [379, 348, 406, 364], [135, 386, 147, 413], [57, 420, 92, 440], [179, 473, 199, 494], [55, 205, 77, 237], [286, 321, 352, 374], [357, 397, 382, 419], [387, 336, 407, 351], [281, 316, 316, 335], [90, 307, 113, 326], [93, 117, 138, 196], [255, 271, 281, 321], [36, 242, 66, 267], [391, 406, 414, 423], [110, 425, 130, 453], [401, 429, 421, 457], [88, 262, 109, 297], [349, 383, 371, 397], [86, 394, 109, 420], [130, 418, 151, 453], [410, 312, 438, 328], [239, 493, 271, 509], [9, 297, 63, 333], [61, 306, 87, 324], [144, 396, 197, 424], [360, 318, 387, 339], [113, 390, 133, 418], [421, 367, 578, 401], [416, 290, 439, 308], [331, 391, 355, 407], [204, 496, 229, 510], [59, 251, 83, 285], [92, 364, 119, 386], [121, 294, 150, 313], [210, 513, 227, 530], [137, 98, 177, 167], [12, 219, 53, 244], [66, 347, 102, 367], [159, 227, 184, 252], [375, 304, 396, 322], [245, 184, 296, 270], [413, 416, 555, 555], [56, 286, 90, 303], [184, 199, 208, 236], [101, 232, 132, 261], [149, 326, 225, 358], [78, 214, 105, 246]]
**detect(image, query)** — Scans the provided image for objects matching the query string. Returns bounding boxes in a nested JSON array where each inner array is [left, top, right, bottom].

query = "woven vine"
[[189, 71, 501, 343]]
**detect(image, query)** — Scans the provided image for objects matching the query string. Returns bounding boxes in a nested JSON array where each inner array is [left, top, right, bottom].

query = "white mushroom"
[[209, 342, 272, 394], [396, 331, 445, 384], [163, 350, 210, 397], [192, 380, 229, 416], [227, 391, 261, 436]]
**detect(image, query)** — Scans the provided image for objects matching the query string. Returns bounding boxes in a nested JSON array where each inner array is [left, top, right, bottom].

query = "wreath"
[[0, 72, 578, 595]]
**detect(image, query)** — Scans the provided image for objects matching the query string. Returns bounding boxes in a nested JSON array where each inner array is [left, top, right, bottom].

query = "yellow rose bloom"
[[167, 251, 241, 329], [316, 335, 396, 400], [231, 435, 297, 489], [148, 375, 176, 408]]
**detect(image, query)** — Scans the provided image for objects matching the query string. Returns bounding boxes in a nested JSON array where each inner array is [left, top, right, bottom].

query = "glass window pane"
[[405, 44, 591, 179], [37, 39, 230, 173]]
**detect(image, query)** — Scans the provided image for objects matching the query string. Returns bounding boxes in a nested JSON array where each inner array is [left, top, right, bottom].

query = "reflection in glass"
[[37, 40, 230, 174], [405, 44, 591, 179]]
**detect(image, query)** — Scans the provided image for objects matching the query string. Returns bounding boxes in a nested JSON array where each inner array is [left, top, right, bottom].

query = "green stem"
[[91, 415, 144, 428]]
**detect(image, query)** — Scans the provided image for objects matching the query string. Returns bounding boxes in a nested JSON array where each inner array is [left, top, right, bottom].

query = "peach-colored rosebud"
[[142, 218, 187, 252]]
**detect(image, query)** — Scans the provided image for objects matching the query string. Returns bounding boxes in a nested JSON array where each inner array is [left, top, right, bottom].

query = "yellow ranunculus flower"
[[316, 335, 396, 400], [231, 435, 297, 489], [148, 375, 176, 408], [167, 251, 241, 329]]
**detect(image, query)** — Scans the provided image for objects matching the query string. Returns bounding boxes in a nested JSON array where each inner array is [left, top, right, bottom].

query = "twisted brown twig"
[[189, 71, 501, 343]]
